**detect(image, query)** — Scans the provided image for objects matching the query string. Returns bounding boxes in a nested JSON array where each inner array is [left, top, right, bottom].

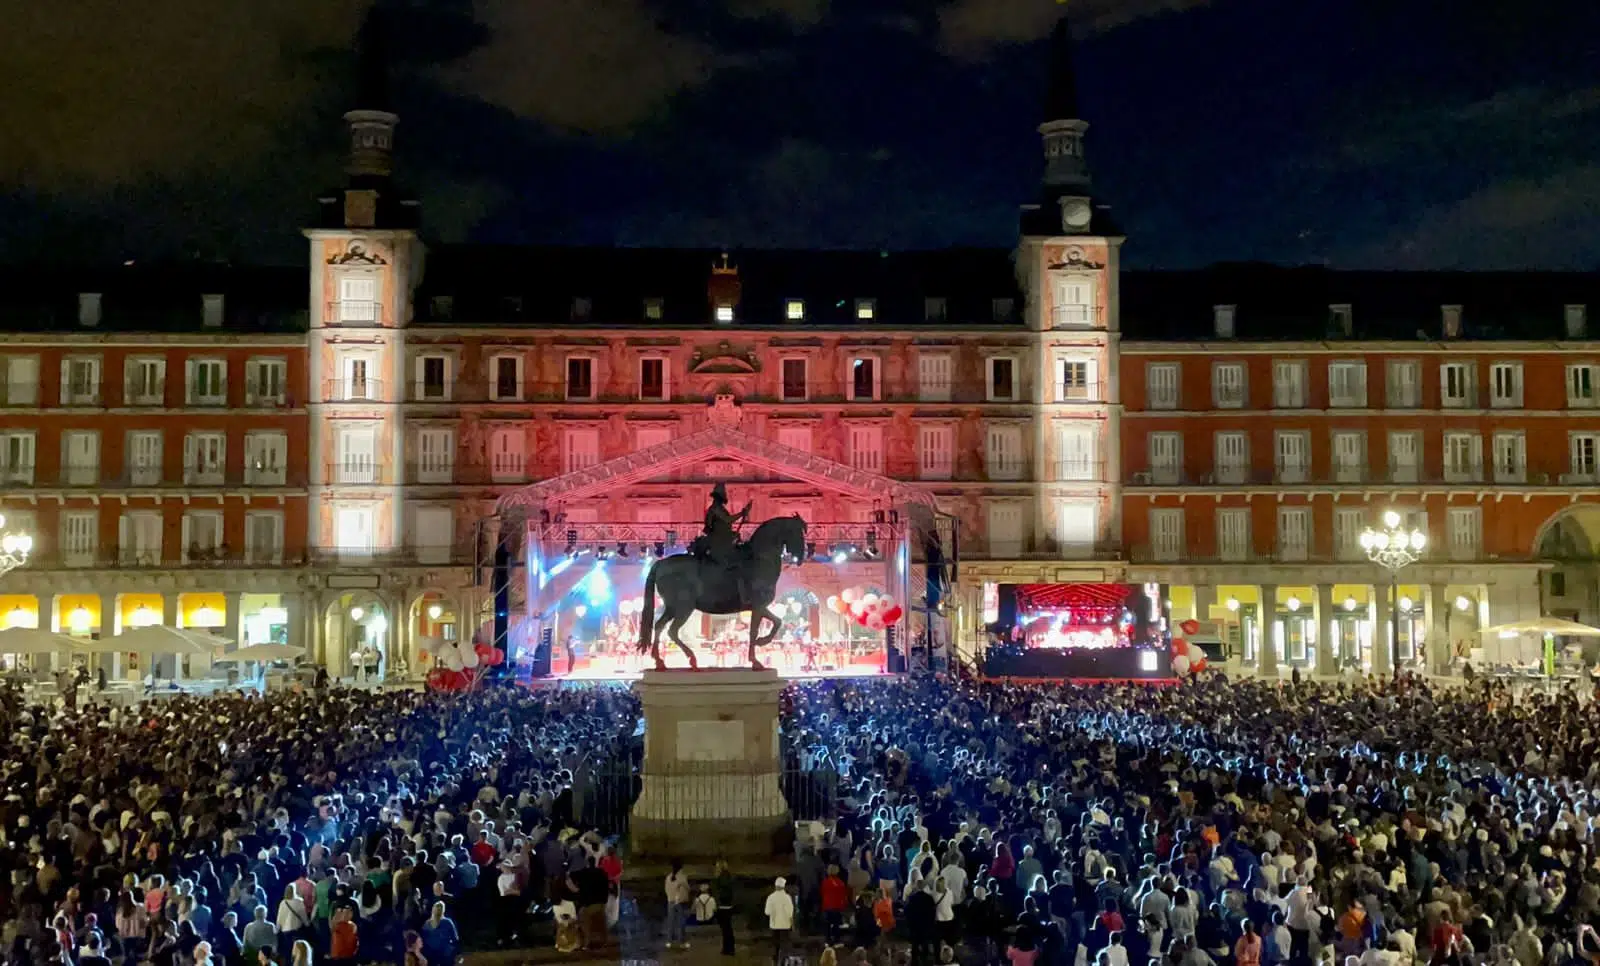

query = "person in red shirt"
[[469, 831, 498, 869], [598, 846, 623, 885], [820, 865, 850, 945], [329, 906, 359, 964]]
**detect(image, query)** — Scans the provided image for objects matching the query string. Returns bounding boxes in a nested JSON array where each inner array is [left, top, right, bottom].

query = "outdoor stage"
[[542, 643, 889, 681]]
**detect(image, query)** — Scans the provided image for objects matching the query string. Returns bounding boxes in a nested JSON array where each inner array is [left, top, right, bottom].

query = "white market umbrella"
[[0, 627, 89, 655], [1481, 617, 1600, 639], [74, 625, 229, 655], [217, 643, 303, 663]]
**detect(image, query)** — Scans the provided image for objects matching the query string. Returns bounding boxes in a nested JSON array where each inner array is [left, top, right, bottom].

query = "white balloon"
[[459, 646, 481, 669], [878, 595, 895, 611], [867, 614, 887, 631], [441, 649, 464, 671], [1172, 654, 1191, 675], [861, 593, 879, 608]]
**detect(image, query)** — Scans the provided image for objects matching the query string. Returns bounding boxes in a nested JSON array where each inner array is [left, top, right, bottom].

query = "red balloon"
[[883, 606, 904, 624], [1179, 619, 1201, 637], [1171, 637, 1189, 657]]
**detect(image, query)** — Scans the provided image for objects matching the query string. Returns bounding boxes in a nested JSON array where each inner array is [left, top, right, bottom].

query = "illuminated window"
[[855, 299, 875, 320], [785, 300, 805, 321], [715, 305, 734, 323]]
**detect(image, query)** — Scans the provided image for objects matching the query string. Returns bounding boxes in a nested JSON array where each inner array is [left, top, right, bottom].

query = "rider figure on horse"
[[690, 482, 751, 569]]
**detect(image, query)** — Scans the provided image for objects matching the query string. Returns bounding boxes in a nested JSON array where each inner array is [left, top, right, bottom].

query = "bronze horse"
[[636, 515, 808, 670]]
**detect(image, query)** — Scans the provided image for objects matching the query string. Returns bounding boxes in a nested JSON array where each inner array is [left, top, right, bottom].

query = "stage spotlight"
[[865, 529, 878, 556], [654, 541, 666, 557], [804, 541, 816, 559], [665, 530, 679, 550], [616, 542, 629, 558], [564, 529, 578, 555], [831, 546, 849, 564]]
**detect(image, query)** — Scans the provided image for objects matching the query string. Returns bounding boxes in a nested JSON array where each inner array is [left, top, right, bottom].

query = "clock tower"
[[1016, 10, 1125, 575]]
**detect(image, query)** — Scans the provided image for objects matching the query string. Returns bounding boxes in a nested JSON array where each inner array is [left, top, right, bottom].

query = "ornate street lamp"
[[0, 512, 33, 577], [1359, 510, 1427, 674]]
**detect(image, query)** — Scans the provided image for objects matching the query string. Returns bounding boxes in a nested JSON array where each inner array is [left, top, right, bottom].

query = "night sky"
[[3, 0, 1598, 270]]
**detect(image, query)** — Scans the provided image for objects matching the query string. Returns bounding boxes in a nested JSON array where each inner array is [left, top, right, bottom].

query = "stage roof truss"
[[496, 425, 938, 514]]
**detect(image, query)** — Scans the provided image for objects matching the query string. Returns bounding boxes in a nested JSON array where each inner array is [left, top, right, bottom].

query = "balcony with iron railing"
[[325, 300, 383, 325], [1128, 460, 1583, 488], [321, 378, 389, 403], [321, 461, 396, 486], [0, 465, 305, 489], [402, 378, 1054, 406], [1127, 544, 1489, 566]]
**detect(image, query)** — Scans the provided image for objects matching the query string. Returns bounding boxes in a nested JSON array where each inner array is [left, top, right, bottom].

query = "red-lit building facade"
[[1119, 280, 1600, 675], [0, 15, 1595, 680]]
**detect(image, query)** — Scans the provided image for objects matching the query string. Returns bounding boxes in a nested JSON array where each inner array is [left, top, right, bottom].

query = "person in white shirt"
[[1102, 932, 1131, 966], [940, 858, 968, 905], [765, 877, 796, 965], [663, 859, 692, 950]]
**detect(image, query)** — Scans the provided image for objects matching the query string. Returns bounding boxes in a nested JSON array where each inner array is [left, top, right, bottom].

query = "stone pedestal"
[[630, 668, 790, 861]]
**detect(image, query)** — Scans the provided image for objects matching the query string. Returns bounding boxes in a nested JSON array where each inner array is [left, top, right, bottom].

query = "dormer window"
[[992, 298, 1014, 322], [1329, 303, 1352, 336], [1442, 304, 1463, 339], [430, 295, 454, 321], [785, 299, 805, 321], [1567, 304, 1588, 339], [571, 297, 592, 321], [202, 294, 224, 328], [855, 299, 876, 321], [643, 298, 664, 321], [1213, 304, 1237, 338], [715, 305, 734, 323], [924, 298, 947, 323], [78, 293, 101, 328]]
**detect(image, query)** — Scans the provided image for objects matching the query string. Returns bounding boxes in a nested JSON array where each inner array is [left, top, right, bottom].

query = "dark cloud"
[[936, 0, 1208, 59], [1361, 165, 1600, 270], [437, 0, 721, 134], [0, 0, 371, 189], [726, 0, 831, 26]]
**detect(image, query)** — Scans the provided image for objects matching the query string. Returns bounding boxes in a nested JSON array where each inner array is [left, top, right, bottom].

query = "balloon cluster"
[[1171, 619, 1208, 676], [419, 637, 504, 692], [825, 587, 905, 632]]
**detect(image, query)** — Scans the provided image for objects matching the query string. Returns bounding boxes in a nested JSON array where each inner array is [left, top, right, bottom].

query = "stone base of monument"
[[629, 668, 792, 861]]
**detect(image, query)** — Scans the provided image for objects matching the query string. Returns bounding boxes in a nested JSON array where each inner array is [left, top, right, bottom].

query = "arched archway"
[[322, 590, 393, 684], [1533, 505, 1600, 659], [407, 591, 459, 681]]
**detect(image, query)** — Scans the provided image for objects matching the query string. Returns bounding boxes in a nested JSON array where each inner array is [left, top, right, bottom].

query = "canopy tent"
[[72, 626, 231, 655], [216, 643, 303, 663], [1480, 617, 1600, 638], [0, 627, 90, 655]]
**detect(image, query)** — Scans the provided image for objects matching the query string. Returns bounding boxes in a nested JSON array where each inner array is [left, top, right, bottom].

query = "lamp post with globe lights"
[[1359, 510, 1427, 675]]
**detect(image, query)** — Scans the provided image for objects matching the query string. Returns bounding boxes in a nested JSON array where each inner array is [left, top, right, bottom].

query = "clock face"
[[1062, 198, 1093, 230]]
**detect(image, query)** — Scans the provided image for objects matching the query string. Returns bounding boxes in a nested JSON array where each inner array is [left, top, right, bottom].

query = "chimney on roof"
[[1441, 304, 1463, 339], [78, 293, 101, 328], [1213, 304, 1236, 338], [708, 252, 741, 324], [202, 293, 225, 328], [1565, 304, 1587, 339]]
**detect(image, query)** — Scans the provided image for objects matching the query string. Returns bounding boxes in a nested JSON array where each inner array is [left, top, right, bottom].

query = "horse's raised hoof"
[[653, 659, 668, 671]]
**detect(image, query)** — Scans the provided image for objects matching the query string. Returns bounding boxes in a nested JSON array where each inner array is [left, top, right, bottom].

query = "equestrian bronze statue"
[[637, 484, 807, 670]]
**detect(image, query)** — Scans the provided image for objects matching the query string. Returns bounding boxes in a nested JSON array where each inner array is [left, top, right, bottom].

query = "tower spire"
[[344, 7, 399, 182], [1029, 9, 1097, 235]]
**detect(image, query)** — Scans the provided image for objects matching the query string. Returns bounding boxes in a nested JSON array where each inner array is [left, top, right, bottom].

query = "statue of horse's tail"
[[636, 563, 659, 654]]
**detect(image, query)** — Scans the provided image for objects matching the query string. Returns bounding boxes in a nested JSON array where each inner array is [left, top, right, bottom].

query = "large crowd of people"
[[1, 669, 1597, 966], [774, 674, 1600, 966]]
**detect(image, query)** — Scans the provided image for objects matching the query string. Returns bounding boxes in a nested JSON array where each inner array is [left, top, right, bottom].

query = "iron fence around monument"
[[576, 755, 840, 842]]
